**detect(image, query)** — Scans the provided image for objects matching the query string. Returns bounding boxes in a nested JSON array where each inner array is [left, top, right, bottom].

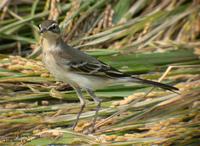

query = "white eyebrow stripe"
[[48, 23, 57, 30]]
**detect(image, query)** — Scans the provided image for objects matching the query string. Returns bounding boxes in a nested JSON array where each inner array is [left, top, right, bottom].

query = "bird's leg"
[[72, 87, 86, 130], [86, 89, 102, 133]]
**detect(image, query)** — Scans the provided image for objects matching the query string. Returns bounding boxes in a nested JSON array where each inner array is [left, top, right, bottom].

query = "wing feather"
[[68, 60, 126, 78], [52, 45, 127, 78]]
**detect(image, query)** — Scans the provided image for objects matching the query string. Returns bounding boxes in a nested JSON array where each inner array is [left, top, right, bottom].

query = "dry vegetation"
[[0, 0, 200, 145]]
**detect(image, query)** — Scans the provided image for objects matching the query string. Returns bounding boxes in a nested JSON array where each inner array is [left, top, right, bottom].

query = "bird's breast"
[[42, 51, 69, 81]]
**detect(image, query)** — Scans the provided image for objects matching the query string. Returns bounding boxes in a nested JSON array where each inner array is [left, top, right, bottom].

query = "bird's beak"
[[39, 28, 47, 33]]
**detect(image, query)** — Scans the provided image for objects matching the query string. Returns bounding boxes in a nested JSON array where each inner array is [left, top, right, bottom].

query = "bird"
[[39, 20, 178, 132]]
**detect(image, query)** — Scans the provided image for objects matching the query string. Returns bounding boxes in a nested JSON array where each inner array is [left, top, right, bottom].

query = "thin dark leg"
[[86, 89, 102, 133], [72, 87, 86, 130]]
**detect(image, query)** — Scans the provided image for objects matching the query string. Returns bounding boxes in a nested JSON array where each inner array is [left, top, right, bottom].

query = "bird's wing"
[[67, 60, 127, 78], [54, 43, 127, 78]]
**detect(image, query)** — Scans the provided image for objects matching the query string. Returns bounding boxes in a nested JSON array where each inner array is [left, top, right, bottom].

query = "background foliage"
[[0, 0, 199, 145]]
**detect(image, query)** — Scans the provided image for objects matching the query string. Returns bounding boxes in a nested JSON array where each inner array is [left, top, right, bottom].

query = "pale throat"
[[42, 35, 62, 52]]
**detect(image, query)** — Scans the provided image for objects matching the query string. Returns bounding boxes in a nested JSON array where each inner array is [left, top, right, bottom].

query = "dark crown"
[[39, 20, 60, 33]]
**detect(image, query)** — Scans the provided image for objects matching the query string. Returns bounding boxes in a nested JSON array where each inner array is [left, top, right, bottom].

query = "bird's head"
[[38, 20, 60, 40]]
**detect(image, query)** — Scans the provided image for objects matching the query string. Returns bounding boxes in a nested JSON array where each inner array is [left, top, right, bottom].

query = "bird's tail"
[[127, 76, 179, 93]]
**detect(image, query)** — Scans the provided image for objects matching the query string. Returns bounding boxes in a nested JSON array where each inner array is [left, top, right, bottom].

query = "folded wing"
[[68, 60, 127, 78]]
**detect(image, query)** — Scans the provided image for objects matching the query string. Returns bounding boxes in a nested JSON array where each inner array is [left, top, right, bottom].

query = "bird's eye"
[[47, 22, 60, 33], [50, 23, 57, 30]]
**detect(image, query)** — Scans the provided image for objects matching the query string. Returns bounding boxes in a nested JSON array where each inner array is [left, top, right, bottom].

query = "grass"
[[0, 0, 199, 145]]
